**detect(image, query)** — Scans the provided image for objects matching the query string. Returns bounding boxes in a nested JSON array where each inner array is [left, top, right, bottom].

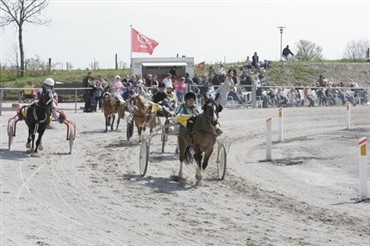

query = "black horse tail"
[[184, 146, 193, 164]]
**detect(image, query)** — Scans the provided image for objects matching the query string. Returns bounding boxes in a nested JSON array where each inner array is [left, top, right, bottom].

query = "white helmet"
[[43, 78, 55, 87]]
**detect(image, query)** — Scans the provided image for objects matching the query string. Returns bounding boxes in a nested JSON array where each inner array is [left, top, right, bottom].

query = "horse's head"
[[131, 95, 147, 111], [202, 94, 222, 126], [102, 91, 112, 102], [38, 89, 54, 109]]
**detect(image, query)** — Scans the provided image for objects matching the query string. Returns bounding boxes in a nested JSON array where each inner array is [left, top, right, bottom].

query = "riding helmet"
[[184, 91, 196, 100], [43, 78, 55, 87]]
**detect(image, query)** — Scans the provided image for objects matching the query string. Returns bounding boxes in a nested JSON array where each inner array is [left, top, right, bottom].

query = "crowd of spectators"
[[82, 55, 368, 112]]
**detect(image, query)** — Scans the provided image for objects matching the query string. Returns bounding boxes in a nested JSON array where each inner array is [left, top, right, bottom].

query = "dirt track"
[[1, 105, 369, 245]]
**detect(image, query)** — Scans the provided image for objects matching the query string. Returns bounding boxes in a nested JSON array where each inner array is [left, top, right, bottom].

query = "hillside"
[[266, 62, 370, 87]]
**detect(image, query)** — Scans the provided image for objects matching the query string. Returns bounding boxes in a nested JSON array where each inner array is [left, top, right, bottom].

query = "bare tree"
[[343, 39, 370, 60], [294, 40, 323, 61], [0, 0, 50, 76]]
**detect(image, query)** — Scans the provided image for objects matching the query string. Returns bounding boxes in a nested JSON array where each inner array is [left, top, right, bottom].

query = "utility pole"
[[277, 26, 286, 61]]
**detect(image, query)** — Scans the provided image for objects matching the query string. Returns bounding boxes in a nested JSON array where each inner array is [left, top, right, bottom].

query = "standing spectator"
[[282, 45, 294, 61], [252, 52, 259, 69], [88, 78, 97, 112], [82, 70, 93, 112], [208, 66, 217, 82], [169, 66, 177, 77], [145, 74, 154, 87], [98, 75, 108, 92], [215, 71, 235, 106], [174, 76, 187, 103], [163, 73, 173, 88], [184, 72, 193, 92], [112, 75, 124, 97], [94, 80, 104, 111]]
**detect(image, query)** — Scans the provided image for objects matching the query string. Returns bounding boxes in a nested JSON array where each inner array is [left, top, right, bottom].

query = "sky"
[[1, 0, 369, 69]]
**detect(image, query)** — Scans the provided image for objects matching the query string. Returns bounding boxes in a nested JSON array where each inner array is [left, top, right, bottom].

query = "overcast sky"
[[1, 0, 369, 69]]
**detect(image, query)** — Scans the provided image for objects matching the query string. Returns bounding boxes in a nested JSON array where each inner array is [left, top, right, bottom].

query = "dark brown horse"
[[21, 89, 54, 156], [177, 95, 223, 185], [130, 94, 157, 140]]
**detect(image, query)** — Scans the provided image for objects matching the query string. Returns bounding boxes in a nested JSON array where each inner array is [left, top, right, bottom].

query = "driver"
[[35, 78, 63, 123], [175, 91, 222, 136]]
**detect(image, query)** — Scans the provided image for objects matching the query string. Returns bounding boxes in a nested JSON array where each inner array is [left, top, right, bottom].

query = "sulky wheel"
[[69, 127, 75, 154], [216, 143, 227, 180], [127, 119, 134, 141], [7, 124, 14, 150], [139, 139, 149, 176]]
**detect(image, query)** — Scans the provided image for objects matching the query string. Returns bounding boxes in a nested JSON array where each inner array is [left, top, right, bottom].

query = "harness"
[[29, 92, 53, 134]]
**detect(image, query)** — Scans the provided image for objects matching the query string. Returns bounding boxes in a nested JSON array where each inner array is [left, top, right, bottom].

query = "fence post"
[[358, 137, 368, 201], [252, 83, 256, 108], [266, 117, 272, 161], [346, 103, 351, 129], [0, 88, 3, 116], [278, 107, 283, 142], [75, 89, 78, 113]]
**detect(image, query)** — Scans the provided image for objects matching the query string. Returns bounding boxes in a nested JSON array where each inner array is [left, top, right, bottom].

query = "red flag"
[[131, 27, 159, 55], [198, 61, 205, 70]]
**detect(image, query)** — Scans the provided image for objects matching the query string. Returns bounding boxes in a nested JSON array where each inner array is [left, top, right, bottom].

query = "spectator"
[[112, 75, 124, 97], [82, 70, 93, 112], [252, 52, 259, 69], [145, 74, 154, 87], [94, 80, 104, 111], [98, 75, 109, 92], [185, 72, 193, 92], [122, 82, 136, 101], [174, 77, 187, 103], [215, 71, 235, 106], [169, 66, 177, 77], [163, 73, 173, 88], [304, 87, 315, 107], [282, 45, 294, 61]]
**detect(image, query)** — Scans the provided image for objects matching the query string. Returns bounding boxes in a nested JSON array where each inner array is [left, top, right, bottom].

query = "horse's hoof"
[[26, 148, 34, 153], [39, 144, 43, 151], [26, 142, 31, 148], [195, 180, 204, 187], [31, 152, 41, 157]]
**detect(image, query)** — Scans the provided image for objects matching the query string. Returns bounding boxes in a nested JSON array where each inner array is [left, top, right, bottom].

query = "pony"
[[102, 92, 125, 132], [177, 95, 223, 185], [130, 94, 157, 140], [20, 89, 55, 156]]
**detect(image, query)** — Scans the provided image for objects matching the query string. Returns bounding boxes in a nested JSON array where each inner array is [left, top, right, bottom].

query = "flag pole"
[[130, 25, 132, 70]]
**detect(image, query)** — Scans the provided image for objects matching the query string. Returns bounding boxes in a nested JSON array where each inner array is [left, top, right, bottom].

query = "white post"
[[358, 137, 368, 201], [346, 103, 351, 129], [266, 118, 272, 161], [278, 107, 283, 142]]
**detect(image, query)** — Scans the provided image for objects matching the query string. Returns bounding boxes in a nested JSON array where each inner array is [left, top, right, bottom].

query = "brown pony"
[[177, 95, 223, 185], [102, 92, 125, 132], [130, 94, 157, 140]]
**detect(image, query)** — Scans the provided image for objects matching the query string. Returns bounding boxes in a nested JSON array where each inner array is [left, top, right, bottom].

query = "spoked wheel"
[[161, 119, 170, 153], [7, 123, 14, 150], [216, 143, 227, 180], [68, 126, 75, 154], [139, 139, 149, 176], [161, 134, 168, 153], [127, 120, 134, 141]]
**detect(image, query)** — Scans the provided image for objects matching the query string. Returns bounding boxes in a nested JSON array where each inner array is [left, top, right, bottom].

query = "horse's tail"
[[184, 145, 193, 164]]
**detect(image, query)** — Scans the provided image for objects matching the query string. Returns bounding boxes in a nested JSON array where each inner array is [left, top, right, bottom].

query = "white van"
[[131, 57, 195, 82]]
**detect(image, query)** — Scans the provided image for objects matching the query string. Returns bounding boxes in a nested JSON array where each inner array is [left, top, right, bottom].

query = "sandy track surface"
[[1, 105, 369, 245]]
